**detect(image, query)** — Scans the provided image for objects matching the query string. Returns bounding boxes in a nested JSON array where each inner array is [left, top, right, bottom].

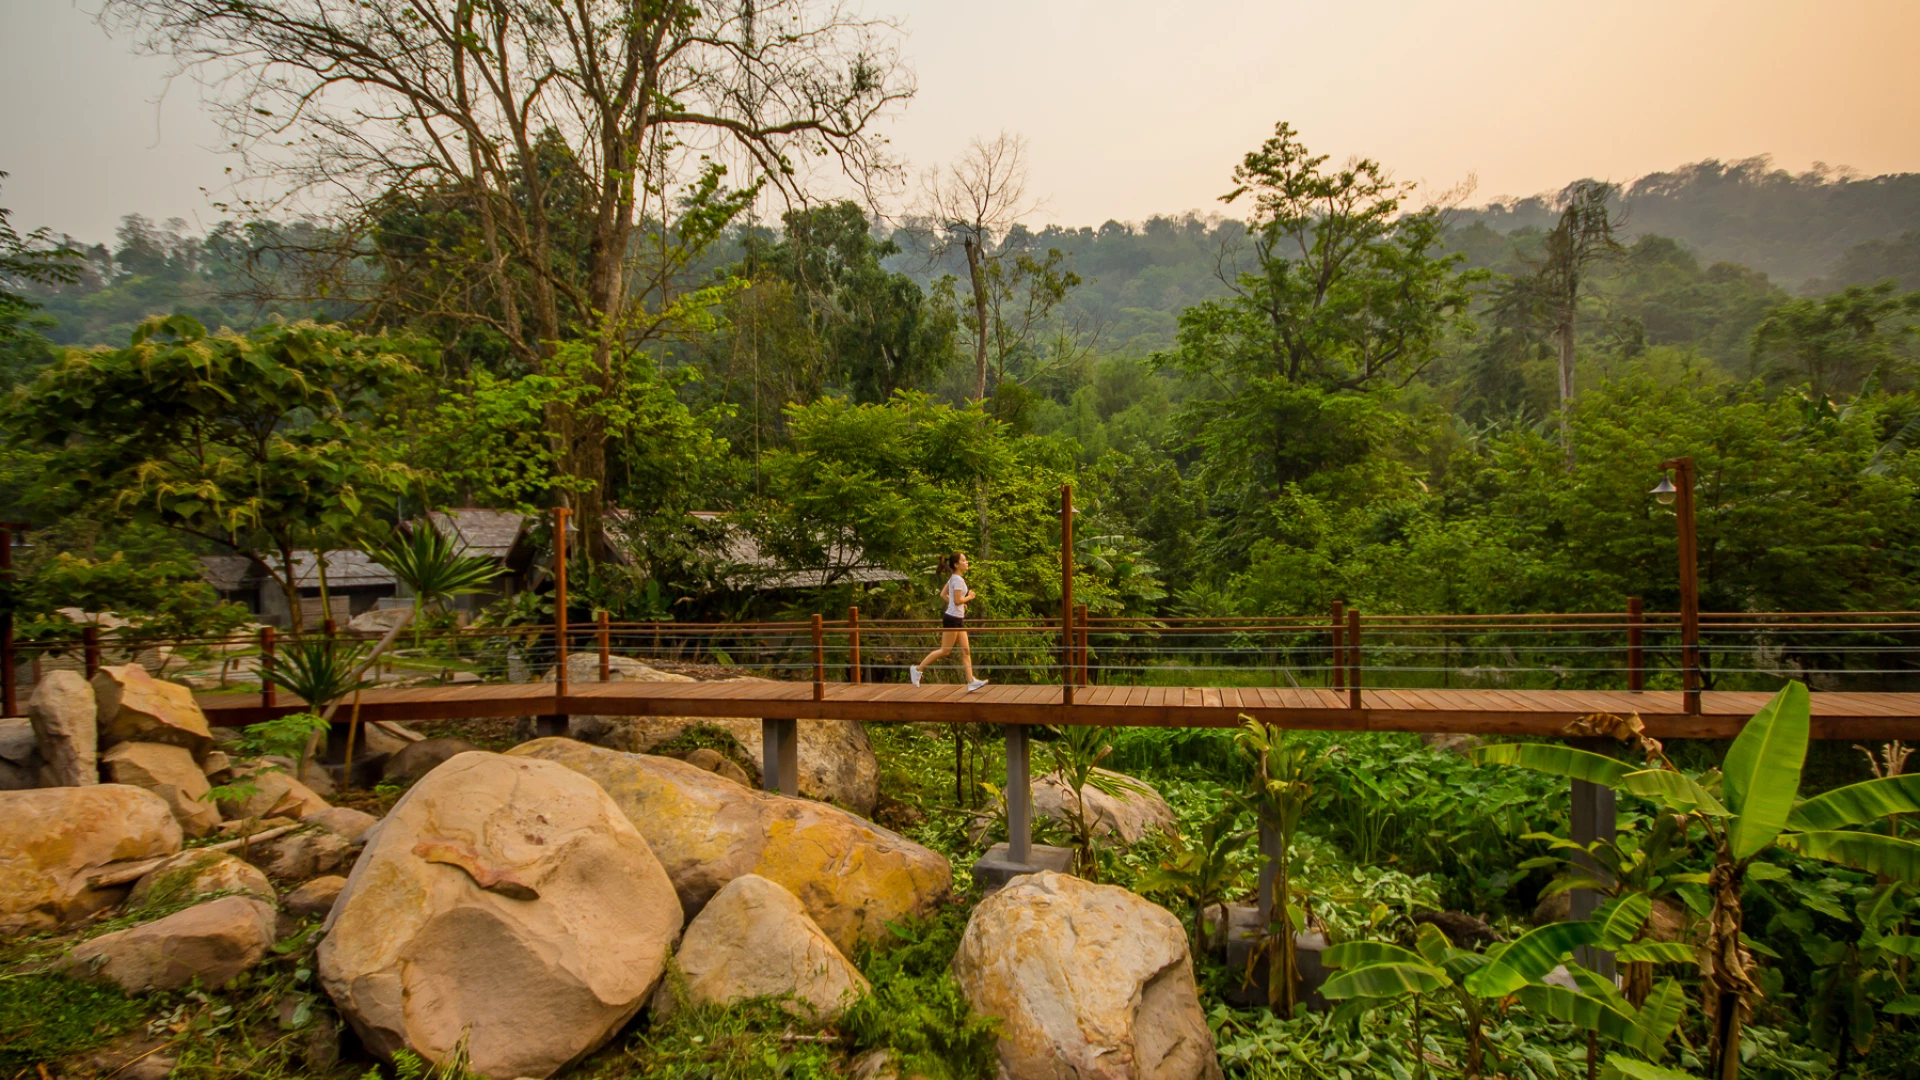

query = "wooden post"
[[1062, 484, 1075, 706], [762, 718, 798, 796], [848, 606, 862, 684], [1666, 457, 1702, 716], [83, 626, 101, 679], [1347, 608, 1362, 711], [812, 613, 825, 702], [323, 618, 337, 639], [552, 506, 571, 706], [1627, 597, 1644, 693], [0, 524, 14, 718], [598, 610, 611, 682], [1330, 601, 1346, 692], [260, 626, 277, 707], [1006, 722, 1032, 866]]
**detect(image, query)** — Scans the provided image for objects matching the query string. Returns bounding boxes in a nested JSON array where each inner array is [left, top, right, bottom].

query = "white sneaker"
[[967, 678, 989, 693], [909, 666, 923, 686]]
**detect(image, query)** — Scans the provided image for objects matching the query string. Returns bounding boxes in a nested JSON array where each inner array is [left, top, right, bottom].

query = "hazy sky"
[[4, 0, 1919, 243]]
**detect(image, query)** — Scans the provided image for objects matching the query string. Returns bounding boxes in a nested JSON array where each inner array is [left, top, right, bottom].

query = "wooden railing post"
[[1061, 484, 1075, 706], [260, 626, 277, 707], [1627, 597, 1644, 693], [83, 626, 101, 679], [598, 610, 611, 682], [812, 613, 825, 702], [1330, 600, 1346, 692], [848, 606, 862, 684], [1347, 608, 1362, 711]]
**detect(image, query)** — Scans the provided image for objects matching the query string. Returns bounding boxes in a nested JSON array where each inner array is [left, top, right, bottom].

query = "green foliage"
[[269, 636, 374, 716], [0, 972, 144, 1071], [1751, 282, 1920, 396], [843, 909, 1000, 1080], [1139, 802, 1252, 949], [236, 711, 332, 763]]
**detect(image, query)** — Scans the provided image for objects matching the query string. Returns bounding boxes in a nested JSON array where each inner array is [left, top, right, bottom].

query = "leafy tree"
[[3, 315, 431, 628], [101, 0, 911, 551], [1751, 281, 1920, 396], [0, 180, 82, 388], [367, 522, 500, 647]]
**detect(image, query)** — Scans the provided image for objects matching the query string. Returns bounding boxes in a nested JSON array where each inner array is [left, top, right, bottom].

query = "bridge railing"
[[6, 604, 1917, 716]]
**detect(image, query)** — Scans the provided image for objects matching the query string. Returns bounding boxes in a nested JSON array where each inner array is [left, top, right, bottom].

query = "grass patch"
[[842, 906, 999, 1080], [0, 972, 146, 1071]]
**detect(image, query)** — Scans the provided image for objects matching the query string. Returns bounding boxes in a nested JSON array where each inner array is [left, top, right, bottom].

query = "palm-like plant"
[[1473, 681, 1920, 1080], [1041, 724, 1150, 881], [265, 636, 375, 775], [368, 520, 501, 648]]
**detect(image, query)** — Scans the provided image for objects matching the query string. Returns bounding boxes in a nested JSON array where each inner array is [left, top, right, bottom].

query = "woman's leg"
[[956, 632, 976, 682], [918, 630, 959, 670]]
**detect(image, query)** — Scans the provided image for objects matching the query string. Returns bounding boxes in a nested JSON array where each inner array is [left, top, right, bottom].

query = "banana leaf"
[[1620, 769, 1730, 817], [1631, 978, 1688, 1060], [1464, 921, 1599, 998], [1514, 983, 1638, 1040], [1472, 743, 1633, 786], [1615, 942, 1700, 966], [1594, 892, 1652, 949], [1787, 774, 1920, 832], [1321, 962, 1451, 999], [1722, 682, 1810, 861], [1777, 830, 1920, 883], [1324, 941, 1426, 970], [1601, 1055, 1702, 1080]]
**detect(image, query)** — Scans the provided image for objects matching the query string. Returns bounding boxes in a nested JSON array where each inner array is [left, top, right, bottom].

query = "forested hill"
[[1450, 157, 1920, 291]]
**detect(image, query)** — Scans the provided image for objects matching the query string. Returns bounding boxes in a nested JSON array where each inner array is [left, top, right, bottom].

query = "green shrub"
[[843, 908, 999, 1080]]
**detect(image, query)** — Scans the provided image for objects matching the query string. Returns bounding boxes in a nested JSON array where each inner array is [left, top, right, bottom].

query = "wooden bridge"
[[193, 680, 1920, 742]]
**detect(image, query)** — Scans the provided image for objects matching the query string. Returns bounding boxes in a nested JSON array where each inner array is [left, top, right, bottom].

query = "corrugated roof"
[[266, 550, 397, 588], [428, 509, 528, 560], [687, 512, 907, 590], [198, 555, 259, 592]]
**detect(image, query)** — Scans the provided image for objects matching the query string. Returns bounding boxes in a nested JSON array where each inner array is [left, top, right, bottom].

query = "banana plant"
[[1473, 681, 1920, 1080], [1235, 717, 1323, 1018], [1040, 723, 1150, 881]]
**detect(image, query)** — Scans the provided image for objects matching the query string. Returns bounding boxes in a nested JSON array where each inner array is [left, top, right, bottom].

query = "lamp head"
[[1651, 475, 1678, 506]]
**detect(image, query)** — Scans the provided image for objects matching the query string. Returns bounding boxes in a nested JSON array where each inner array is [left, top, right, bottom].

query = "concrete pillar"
[[1570, 771, 1618, 978], [1006, 724, 1031, 865], [762, 718, 798, 796]]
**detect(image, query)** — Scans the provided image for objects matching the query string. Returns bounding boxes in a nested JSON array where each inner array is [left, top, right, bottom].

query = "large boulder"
[[243, 826, 356, 881], [102, 742, 223, 838], [318, 751, 682, 1080], [1032, 769, 1177, 846], [92, 665, 213, 760], [954, 872, 1221, 1080], [127, 849, 275, 908], [664, 874, 869, 1020], [550, 659, 879, 815], [28, 670, 98, 787], [0, 718, 42, 790], [509, 738, 949, 954], [303, 806, 380, 844], [285, 875, 347, 918], [0, 785, 182, 936], [62, 895, 276, 992]]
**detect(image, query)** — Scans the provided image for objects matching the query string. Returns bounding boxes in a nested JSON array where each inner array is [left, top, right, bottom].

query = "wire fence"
[[5, 606, 1918, 714]]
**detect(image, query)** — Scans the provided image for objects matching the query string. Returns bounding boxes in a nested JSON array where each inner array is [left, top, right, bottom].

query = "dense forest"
[[5, 134, 1919, 644]]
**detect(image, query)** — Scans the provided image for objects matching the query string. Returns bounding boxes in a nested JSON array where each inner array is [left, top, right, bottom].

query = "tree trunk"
[[964, 235, 990, 401], [1557, 307, 1576, 462], [1706, 852, 1756, 1080]]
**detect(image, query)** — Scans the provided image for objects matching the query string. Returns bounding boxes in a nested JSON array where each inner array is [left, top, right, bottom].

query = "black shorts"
[[942, 613, 966, 630]]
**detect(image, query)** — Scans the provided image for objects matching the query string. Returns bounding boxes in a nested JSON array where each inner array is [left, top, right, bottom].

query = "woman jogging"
[[911, 552, 989, 691]]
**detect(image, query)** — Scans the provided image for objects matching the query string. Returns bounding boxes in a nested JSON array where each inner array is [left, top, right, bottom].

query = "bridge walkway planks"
[[192, 682, 1920, 741]]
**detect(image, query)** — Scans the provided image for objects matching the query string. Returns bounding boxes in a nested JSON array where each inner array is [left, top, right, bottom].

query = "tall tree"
[[922, 133, 1034, 401], [1751, 281, 1920, 397], [1500, 180, 1622, 455], [0, 178, 83, 388], [100, 0, 912, 552]]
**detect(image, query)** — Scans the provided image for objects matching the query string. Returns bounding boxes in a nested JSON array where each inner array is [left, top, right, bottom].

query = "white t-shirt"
[[944, 573, 968, 618]]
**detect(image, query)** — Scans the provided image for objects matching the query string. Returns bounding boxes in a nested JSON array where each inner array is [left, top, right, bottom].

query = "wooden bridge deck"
[[194, 681, 1920, 740]]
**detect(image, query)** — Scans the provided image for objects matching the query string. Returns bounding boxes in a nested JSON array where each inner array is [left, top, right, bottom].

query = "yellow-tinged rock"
[[92, 665, 212, 760], [0, 784, 182, 937], [508, 738, 948, 953], [319, 751, 681, 1080], [954, 871, 1221, 1080]]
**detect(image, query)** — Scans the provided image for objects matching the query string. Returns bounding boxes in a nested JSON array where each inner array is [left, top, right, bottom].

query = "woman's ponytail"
[[936, 551, 964, 579]]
